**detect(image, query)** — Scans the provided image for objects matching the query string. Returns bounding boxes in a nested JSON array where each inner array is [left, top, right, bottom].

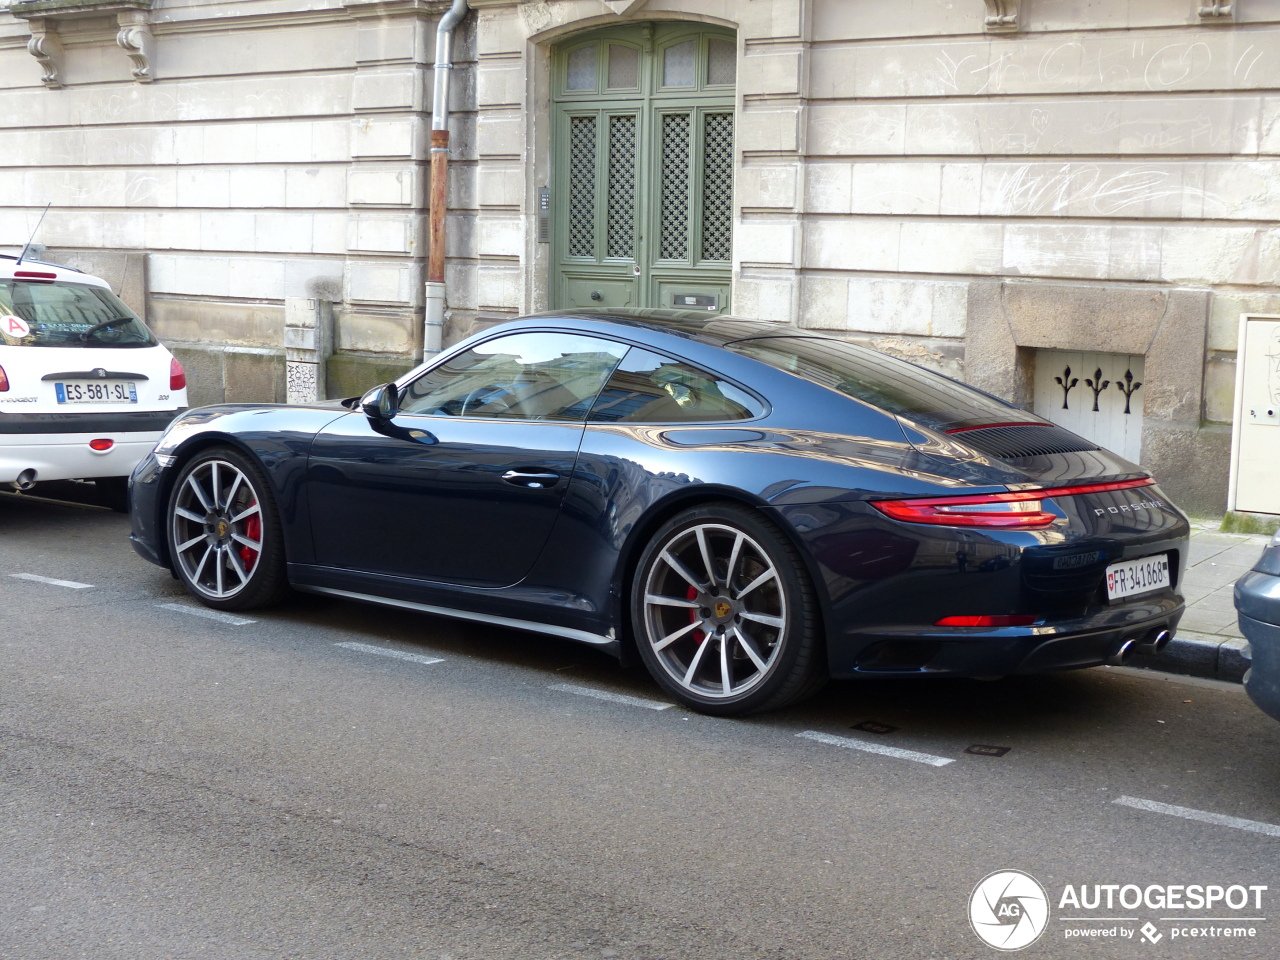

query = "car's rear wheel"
[[167, 447, 287, 610], [631, 503, 827, 715]]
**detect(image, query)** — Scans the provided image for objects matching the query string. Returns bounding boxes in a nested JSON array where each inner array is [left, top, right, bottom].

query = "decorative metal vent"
[[660, 112, 691, 260], [607, 114, 637, 259], [955, 423, 1100, 459], [568, 116, 597, 258], [701, 112, 734, 262]]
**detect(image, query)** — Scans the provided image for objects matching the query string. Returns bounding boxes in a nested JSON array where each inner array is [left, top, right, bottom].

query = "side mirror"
[[360, 382, 399, 421]]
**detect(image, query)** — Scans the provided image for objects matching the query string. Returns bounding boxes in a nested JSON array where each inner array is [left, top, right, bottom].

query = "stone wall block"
[[964, 280, 1026, 405], [1140, 421, 1231, 516], [804, 163, 852, 213], [352, 117, 423, 159], [476, 61, 525, 108], [1003, 224, 1111, 280], [739, 164, 798, 210], [739, 51, 802, 98], [736, 221, 796, 266], [347, 167, 416, 206], [851, 162, 942, 216], [352, 68, 423, 112], [799, 275, 850, 328], [732, 276, 795, 325], [899, 222, 1004, 275], [807, 104, 906, 156], [1000, 281, 1167, 355], [475, 113, 524, 158], [738, 108, 800, 154], [1142, 288, 1210, 424]]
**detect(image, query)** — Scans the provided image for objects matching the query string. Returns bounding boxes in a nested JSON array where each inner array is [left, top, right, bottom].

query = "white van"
[[0, 255, 187, 511]]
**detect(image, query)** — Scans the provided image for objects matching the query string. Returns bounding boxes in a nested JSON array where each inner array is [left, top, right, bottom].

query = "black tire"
[[630, 502, 827, 716], [94, 477, 130, 513], [166, 446, 288, 611]]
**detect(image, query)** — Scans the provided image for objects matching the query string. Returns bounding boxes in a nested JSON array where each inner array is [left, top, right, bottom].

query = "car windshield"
[[727, 336, 1030, 432], [0, 280, 157, 348]]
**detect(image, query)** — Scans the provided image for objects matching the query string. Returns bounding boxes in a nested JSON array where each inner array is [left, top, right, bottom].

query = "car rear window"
[[0, 280, 157, 348], [726, 336, 1029, 432]]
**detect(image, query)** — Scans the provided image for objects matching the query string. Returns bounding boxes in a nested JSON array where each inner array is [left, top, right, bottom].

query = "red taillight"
[[871, 478, 1156, 530], [169, 357, 186, 391], [14, 270, 57, 282], [935, 615, 1038, 627], [0, 365, 8, 392], [89, 439, 114, 451]]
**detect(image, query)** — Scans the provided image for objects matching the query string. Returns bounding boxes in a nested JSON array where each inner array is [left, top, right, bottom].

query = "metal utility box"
[[1229, 315, 1280, 515]]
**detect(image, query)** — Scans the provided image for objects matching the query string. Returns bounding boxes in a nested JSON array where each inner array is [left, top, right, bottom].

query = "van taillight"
[[0, 365, 8, 391], [170, 357, 186, 391]]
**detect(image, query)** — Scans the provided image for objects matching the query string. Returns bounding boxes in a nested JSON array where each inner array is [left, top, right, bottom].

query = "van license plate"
[[55, 381, 138, 404], [1105, 553, 1169, 601]]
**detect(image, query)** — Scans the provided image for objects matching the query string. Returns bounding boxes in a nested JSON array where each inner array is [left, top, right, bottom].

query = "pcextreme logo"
[[969, 870, 1050, 951]]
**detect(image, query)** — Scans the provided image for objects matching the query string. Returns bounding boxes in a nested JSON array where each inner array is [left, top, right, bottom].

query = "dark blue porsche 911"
[[129, 310, 1190, 715]]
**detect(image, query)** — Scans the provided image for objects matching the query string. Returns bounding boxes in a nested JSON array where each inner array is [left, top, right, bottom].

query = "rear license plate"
[[1105, 553, 1170, 601], [55, 381, 138, 404]]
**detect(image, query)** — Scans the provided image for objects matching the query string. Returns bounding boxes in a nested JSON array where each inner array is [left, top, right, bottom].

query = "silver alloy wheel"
[[641, 522, 787, 700], [170, 458, 264, 600]]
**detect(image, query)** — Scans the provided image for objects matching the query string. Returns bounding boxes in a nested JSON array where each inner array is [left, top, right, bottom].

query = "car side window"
[[587, 348, 762, 423], [398, 332, 628, 421]]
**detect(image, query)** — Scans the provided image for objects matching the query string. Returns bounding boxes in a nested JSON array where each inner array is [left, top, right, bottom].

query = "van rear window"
[[0, 280, 156, 348]]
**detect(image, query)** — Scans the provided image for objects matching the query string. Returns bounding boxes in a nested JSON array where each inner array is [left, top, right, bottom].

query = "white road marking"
[[796, 730, 955, 767], [335, 642, 443, 666], [156, 602, 256, 626], [549, 682, 673, 711], [1114, 795, 1280, 838], [10, 573, 93, 589]]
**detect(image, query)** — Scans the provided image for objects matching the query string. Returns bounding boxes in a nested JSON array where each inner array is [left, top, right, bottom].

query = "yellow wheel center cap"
[[714, 601, 732, 619], [217, 520, 228, 538]]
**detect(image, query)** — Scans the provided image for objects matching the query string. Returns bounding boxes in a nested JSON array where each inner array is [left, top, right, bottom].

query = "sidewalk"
[[1128, 523, 1272, 682]]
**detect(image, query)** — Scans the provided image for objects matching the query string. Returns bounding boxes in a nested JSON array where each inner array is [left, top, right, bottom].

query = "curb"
[[1127, 630, 1251, 683]]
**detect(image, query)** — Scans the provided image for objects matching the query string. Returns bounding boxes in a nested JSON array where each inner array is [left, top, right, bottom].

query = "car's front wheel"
[[631, 503, 827, 715], [166, 447, 288, 610]]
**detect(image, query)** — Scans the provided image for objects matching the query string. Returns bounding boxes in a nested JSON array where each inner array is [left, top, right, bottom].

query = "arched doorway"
[[550, 22, 736, 313]]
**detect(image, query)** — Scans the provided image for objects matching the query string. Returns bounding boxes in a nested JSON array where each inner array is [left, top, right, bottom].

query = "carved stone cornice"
[[1198, 1, 1233, 19], [10, 0, 155, 86], [983, 0, 1019, 32]]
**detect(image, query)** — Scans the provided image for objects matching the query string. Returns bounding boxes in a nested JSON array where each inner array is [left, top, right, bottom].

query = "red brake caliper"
[[239, 502, 260, 571], [687, 585, 704, 644]]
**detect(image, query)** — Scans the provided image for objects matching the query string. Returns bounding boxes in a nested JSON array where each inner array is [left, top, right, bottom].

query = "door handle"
[[501, 469, 560, 489]]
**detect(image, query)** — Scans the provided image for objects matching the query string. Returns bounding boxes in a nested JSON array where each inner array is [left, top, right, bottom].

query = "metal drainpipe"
[[425, 0, 469, 357]]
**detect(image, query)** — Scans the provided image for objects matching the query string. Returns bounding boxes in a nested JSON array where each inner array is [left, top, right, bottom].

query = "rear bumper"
[[828, 596, 1183, 678], [0, 431, 163, 483], [1236, 568, 1280, 722]]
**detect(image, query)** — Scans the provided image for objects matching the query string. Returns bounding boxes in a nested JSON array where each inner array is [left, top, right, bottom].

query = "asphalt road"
[[3, 485, 1280, 960]]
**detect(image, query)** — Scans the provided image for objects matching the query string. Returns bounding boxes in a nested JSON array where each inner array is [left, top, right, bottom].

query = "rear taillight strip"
[[870, 477, 1156, 529]]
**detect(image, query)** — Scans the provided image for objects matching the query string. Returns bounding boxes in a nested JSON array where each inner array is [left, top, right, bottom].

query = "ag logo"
[[969, 869, 1050, 951]]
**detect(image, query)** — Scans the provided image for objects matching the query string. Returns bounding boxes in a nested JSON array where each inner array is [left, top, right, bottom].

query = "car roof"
[[522, 308, 826, 347], [0, 254, 108, 288]]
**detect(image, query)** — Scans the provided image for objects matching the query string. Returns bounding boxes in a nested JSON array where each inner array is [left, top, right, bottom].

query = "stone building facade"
[[3, 0, 1279, 514]]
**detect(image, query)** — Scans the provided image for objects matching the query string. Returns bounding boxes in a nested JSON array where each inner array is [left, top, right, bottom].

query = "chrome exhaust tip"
[[1134, 628, 1172, 655], [11, 469, 37, 491], [1107, 638, 1139, 666]]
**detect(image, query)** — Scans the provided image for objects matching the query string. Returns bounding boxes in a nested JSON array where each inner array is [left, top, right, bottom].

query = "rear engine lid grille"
[[947, 423, 1099, 459]]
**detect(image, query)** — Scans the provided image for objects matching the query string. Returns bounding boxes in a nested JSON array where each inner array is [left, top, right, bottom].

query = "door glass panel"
[[662, 39, 696, 87], [607, 115, 637, 259], [701, 112, 734, 262], [588, 348, 761, 423], [567, 45, 597, 91], [608, 44, 640, 89], [568, 116, 598, 258], [659, 113, 692, 261], [707, 38, 736, 85], [400, 332, 628, 421]]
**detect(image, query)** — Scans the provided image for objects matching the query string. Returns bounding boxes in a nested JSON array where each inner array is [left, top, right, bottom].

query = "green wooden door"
[[552, 24, 736, 314]]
